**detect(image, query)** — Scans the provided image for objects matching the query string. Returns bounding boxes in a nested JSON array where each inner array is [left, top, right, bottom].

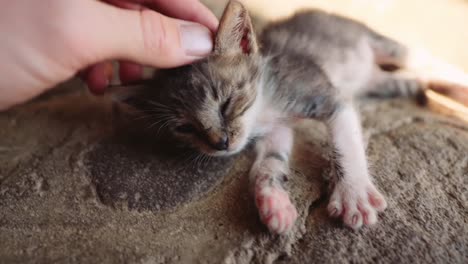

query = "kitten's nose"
[[213, 136, 229, 151]]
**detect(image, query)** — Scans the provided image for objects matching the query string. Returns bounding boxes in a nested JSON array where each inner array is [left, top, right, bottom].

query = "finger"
[[85, 62, 114, 95], [77, 0, 213, 69], [103, 0, 143, 10], [119, 61, 143, 84], [141, 0, 218, 32], [103, 0, 218, 32]]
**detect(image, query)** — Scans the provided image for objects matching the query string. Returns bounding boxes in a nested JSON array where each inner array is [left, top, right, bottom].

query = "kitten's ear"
[[214, 0, 258, 56]]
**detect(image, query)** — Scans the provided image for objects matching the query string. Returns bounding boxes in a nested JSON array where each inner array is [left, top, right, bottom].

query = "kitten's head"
[[118, 1, 263, 156]]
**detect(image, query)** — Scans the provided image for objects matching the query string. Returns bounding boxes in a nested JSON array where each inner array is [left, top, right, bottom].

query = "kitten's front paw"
[[255, 184, 298, 234], [327, 180, 387, 229]]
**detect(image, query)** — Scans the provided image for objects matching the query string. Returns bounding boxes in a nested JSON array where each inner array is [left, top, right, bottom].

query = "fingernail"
[[180, 23, 213, 57]]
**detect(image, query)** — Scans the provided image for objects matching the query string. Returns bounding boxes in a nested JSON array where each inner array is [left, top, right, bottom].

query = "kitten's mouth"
[[197, 133, 251, 157], [204, 147, 243, 157], [201, 140, 248, 157]]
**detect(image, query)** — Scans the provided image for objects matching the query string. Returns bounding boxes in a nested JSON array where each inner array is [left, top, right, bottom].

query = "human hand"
[[0, 0, 218, 110]]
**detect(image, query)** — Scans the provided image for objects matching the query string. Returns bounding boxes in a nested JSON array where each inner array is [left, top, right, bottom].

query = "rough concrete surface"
[[1, 1, 468, 263]]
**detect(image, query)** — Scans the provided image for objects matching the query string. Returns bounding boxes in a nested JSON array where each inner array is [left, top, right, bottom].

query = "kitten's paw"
[[255, 185, 298, 234], [327, 181, 387, 229]]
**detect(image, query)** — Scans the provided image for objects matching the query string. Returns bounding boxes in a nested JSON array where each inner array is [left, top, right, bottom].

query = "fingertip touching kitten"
[[113, 1, 431, 233]]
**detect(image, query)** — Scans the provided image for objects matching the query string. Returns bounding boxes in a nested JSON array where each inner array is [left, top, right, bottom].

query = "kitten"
[[114, 1, 430, 233]]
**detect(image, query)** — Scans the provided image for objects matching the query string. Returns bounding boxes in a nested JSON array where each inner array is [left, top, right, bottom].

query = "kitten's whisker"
[[198, 153, 212, 168], [131, 111, 175, 126], [195, 153, 208, 168], [146, 100, 172, 110], [206, 155, 214, 165], [196, 153, 203, 165], [203, 154, 211, 165], [180, 151, 197, 170], [132, 112, 170, 121], [181, 151, 197, 166], [146, 118, 172, 130], [189, 153, 200, 169], [152, 119, 176, 136], [198, 153, 206, 167]]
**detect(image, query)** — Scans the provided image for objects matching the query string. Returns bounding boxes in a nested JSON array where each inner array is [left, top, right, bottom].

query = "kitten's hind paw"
[[327, 180, 387, 230], [255, 185, 298, 234]]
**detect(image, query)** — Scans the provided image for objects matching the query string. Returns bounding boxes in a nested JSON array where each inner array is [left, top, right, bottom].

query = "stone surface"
[[86, 137, 236, 212], [1, 1, 468, 263], [1, 81, 467, 264]]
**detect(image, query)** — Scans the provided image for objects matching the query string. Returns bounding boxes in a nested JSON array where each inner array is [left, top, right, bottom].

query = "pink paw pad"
[[327, 182, 387, 230], [255, 186, 298, 234]]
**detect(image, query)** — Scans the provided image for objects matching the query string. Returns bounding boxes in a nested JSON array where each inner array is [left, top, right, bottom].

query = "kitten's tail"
[[366, 29, 468, 104]]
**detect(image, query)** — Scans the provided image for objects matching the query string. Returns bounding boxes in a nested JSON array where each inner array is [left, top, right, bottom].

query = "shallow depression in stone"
[[85, 139, 236, 212]]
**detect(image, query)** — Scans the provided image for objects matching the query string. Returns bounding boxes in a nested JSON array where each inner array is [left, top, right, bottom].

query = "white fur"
[[327, 103, 387, 229], [329, 103, 369, 180]]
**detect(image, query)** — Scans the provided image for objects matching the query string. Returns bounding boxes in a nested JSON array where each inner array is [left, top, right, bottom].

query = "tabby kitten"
[[116, 1, 426, 234]]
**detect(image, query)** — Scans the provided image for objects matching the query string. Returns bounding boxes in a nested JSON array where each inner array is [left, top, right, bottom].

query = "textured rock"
[[86, 138, 235, 212], [1, 80, 466, 264]]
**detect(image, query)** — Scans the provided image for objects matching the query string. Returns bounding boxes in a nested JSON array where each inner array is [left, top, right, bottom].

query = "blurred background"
[[203, 0, 468, 72]]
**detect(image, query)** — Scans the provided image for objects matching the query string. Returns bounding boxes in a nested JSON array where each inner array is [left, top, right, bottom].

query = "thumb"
[[75, 0, 214, 68]]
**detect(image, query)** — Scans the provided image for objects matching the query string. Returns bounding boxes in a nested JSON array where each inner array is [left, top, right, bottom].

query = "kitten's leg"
[[369, 32, 468, 90], [250, 125, 298, 234], [367, 32, 408, 68], [326, 103, 387, 229], [363, 68, 424, 98]]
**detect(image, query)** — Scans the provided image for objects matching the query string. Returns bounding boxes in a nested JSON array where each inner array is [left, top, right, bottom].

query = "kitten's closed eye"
[[221, 97, 232, 117], [175, 123, 196, 134]]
